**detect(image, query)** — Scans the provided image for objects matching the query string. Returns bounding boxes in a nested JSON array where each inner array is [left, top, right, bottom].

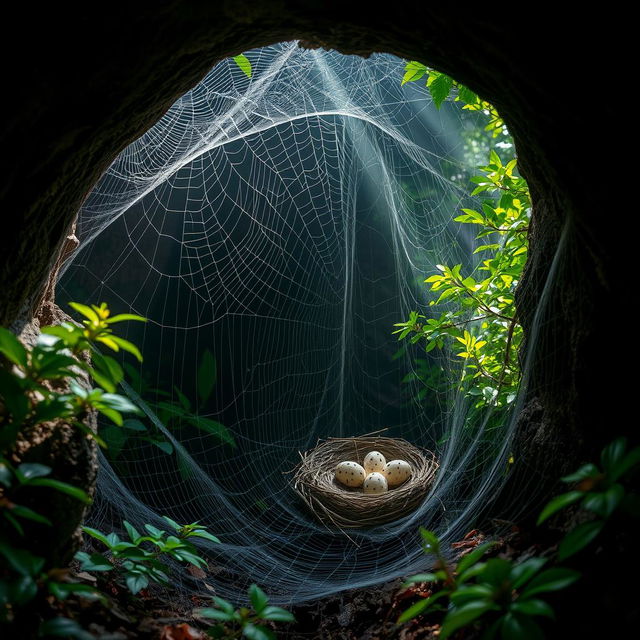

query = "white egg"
[[363, 472, 388, 494], [382, 459, 412, 487], [334, 461, 366, 487], [363, 450, 386, 474]]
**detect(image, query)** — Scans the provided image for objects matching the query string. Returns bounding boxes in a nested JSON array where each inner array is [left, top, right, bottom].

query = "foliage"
[[402, 61, 505, 137], [400, 437, 640, 637], [395, 68, 530, 411], [0, 303, 143, 628], [233, 54, 253, 79], [76, 516, 219, 595], [538, 437, 640, 559], [196, 583, 295, 640], [399, 528, 579, 639]]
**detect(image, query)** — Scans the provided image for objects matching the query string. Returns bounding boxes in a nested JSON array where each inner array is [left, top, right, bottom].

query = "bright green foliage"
[[399, 528, 579, 639], [233, 54, 253, 78], [402, 61, 504, 136], [538, 437, 640, 559], [196, 583, 296, 639], [76, 516, 219, 595], [0, 303, 143, 626], [393, 151, 530, 409]]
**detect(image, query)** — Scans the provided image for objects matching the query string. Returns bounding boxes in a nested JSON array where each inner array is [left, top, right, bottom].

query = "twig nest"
[[383, 459, 412, 487], [335, 461, 366, 487], [363, 450, 386, 473], [292, 436, 439, 528], [363, 472, 388, 494]]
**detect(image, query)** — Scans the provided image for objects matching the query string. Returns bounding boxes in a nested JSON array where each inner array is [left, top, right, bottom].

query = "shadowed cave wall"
[[0, 3, 627, 550]]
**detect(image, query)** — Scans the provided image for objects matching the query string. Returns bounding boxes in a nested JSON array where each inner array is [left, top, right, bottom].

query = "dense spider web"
[[58, 42, 552, 604]]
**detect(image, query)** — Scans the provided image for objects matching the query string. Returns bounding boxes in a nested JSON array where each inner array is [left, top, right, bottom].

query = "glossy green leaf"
[[243, 623, 275, 640], [558, 521, 604, 560], [260, 605, 296, 622], [0, 326, 28, 367], [537, 491, 583, 525], [520, 567, 581, 598], [439, 600, 497, 639], [29, 477, 91, 502], [39, 617, 95, 640], [249, 583, 269, 614]]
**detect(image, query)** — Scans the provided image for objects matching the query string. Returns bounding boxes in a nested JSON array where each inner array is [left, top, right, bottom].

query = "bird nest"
[[292, 435, 438, 529]]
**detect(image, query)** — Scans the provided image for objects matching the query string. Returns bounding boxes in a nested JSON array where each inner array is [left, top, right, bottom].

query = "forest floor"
[[32, 509, 640, 639], [40, 523, 542, 640]]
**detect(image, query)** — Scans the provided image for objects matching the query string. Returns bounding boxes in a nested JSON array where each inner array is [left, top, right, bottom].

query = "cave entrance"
[[56, 43, 527, 604]]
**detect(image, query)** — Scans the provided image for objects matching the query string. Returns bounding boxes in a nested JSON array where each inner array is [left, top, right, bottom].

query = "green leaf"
[[402, 61, 427, 85], [561, 463, 601, 484], [188, 529, 221, 544], [456, 540, 497, 578], [582, 484, 624, 518], [233, 54, 252, 78], [125, 572, 149, 594], [81, 526, 112, 548], [107, 335, 143, 362], [510, 557, 547, 590], [428, 73, 454, 109], [479, 557, 511, 588], [0, 326, 28, 367], [69, 302, 100, 324], [260, 606, 296, 622], [9, 574, 38, 605], [11, 504, 52, 526], [0, 542, 45, 576], [457, 84, 479, 105], [511, 598, 555, 619], [17, 463, 52, 481], [29, 478, 91, 503], [439, 600, 497, 639], [196, 607, 235, 621], [105, 313, 147, 324], [92, 351, 124, 386], [212, 596, 236, 614], [100, 392, 140, 414], [249, 583, 269, 614], [601, 437, 627, 474], [39, 616, 95, 639], [402, 572, 438, 587], [75, 551, 113, 572], [197, 349, 217, 405], [537, 491, 583, 525], [124, 520, 142, 542], [500, 612, 544, 640], [397, 590, 449, 623], [243, 623, 275, 640], [419, 527, 440, 554], [520, 567, 581, 598], [123, 418, 147, 431], [558, 521, 604, 560], [610, 446, 640, 482], [186, 416, 235, 447]]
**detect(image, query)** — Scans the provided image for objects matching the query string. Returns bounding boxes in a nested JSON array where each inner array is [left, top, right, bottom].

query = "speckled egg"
[[363, 450, 386, 474], [382, 459, 412, 487], [363, 472, 388, 494], [335, 461, 366, 487]]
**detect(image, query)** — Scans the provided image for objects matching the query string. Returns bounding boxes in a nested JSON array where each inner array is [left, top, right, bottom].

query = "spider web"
[[58, 42, 548, 604]]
